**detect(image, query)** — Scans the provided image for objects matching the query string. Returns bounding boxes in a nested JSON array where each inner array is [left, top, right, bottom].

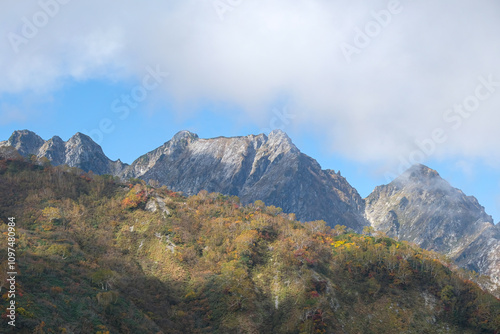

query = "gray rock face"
[[122, 130, 368, 231], [1, 129, 45, 156], [62, 133, 127, 175], [365, 164, 500, 286], [1, 130, 127, 175], [454, 225, 500, 286], [0, 146, 23, 160], [39, 136, 66, 165]]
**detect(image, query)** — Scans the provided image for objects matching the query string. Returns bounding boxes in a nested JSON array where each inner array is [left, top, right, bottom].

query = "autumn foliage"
[[0, 157, 498, 333], [121, 184, 148, 210]]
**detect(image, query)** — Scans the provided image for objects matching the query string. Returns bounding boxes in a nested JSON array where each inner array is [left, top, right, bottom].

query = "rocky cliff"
[[0, 130, 127, 175], [122, 130, 368, 231], [365, 164, 500, 285], [1, 129, 368, 231]]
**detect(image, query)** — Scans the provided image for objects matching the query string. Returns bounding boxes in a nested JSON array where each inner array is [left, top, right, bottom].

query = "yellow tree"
[[41, 206, 62, 230], [42, 207, 61, 221]]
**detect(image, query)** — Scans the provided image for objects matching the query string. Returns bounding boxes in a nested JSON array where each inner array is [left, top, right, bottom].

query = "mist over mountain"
[[365, 164, 500, 286]]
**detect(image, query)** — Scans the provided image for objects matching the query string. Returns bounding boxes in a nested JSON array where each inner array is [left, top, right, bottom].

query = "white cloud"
[[1, 0, 500, 172]]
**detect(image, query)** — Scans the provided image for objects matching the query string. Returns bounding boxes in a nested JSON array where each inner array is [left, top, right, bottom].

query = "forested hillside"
[[0, 156, 499, 333]]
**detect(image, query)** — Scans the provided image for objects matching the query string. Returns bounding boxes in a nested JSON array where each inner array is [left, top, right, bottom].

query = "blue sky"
[[1, 1, 500, 223]]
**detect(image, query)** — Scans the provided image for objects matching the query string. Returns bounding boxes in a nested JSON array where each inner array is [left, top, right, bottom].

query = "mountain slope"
[[365, 164, 500, 286], [1, 157, 499, 333], [122, 130, 368, 231], [2, 130, 499, 286], [455, 224, 500, 286], [0, 130, 127, 175]]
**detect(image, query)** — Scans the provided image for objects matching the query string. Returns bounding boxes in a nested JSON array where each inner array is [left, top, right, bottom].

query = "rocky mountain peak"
[[6, 129, 45, 156], [399, 164, 440, 182], [39, 135, 66, 165], [2, 130, 127, 175], [66, 132, 111, 157], [266, 129, 297, 154], [8, 129, 42, 141], [163, 130, 200, 152], [389, 164, 452, 195], [172, 130, 199, 142], [68, 132, 100, 147], [268, 129, 289, 141], [365, 164, 499, 288], [49, 135, 64, 144]]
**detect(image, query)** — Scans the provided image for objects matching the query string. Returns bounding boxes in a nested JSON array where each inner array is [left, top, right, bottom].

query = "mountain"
[[0, 129, 45, 156], [1, 129, 367, 231], [365, 164, 500, 286], [0, 130, 127, 175], [2, 130, 499, 287], [1, 157, 499, 333], [121, 129, 368, 231]]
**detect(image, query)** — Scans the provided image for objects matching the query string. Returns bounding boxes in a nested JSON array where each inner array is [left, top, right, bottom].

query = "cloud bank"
[[1, 0, 500, 171]]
